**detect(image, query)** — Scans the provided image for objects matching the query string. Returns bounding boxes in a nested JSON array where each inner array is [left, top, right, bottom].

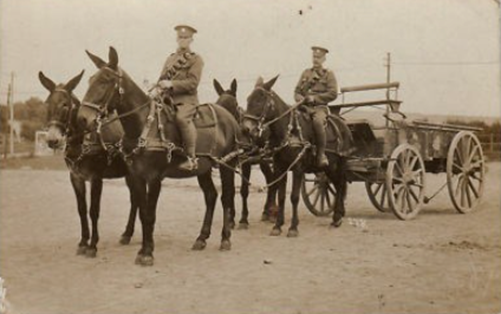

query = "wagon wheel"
[[365, 181, 390, 212], [301, 173, 336, 217], [386, 144, 426, 220], [446, 131, 485, 213]]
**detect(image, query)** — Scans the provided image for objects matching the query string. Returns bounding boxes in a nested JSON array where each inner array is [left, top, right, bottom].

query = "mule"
[[79, 47, 241, 266], [213, 78, 278, 228], [39, 71, 139, 258], [242, 76, 352, 236]]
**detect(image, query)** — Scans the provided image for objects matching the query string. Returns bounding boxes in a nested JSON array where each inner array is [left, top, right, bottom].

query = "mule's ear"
[[38, 71, 56, 92], [65, 70, 85, 92], [230, 79, 237, 96], [263, 75, 279, 91], [86, 50, 107, 69], [213, 79, 225, 96], [108, 46, 118, 70], [255, 76, 264, 87]]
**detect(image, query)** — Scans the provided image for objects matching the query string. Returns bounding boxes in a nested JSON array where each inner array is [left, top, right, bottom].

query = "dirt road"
[[1, 163, 500, 314]]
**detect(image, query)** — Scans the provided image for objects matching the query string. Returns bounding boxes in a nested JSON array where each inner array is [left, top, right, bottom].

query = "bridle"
[[81, 66, 125, 123], [242, 87, 277, 138], [46, 88, 77, 134]]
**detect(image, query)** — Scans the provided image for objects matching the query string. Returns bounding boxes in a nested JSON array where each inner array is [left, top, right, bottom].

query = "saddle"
[[143, 102, 219, 157], [294, 107, 353, 156]]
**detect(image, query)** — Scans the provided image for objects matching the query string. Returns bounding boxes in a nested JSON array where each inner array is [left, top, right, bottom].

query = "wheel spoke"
[[452, 162, 464, 173], [455, 174, 464, 197], [454, 146, 464, 165], [467, 144, 480, 164], [373, 182, 383, 195], [395, 162, 405, 176], [380, 184, 387, 206], [465, 179, 472, 208], [470, 172, 483, 182], [406, 189, 414, 212], [312, 189, 321, 208], [325, 189, 332, 209], [320, 190, 325, 212], [408, 186, 420, 203], [306, 184, 319, 197], [327, 184, 337, 196], [460, 176, 466, 207], [467, 176, 479, 199], [409, 156, 418, 171]]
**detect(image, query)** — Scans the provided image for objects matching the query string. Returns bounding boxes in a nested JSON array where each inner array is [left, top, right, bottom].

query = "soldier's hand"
[[158, 80, 173, 89], [306, 95, 316, 104], [148, 86, 161, 99]]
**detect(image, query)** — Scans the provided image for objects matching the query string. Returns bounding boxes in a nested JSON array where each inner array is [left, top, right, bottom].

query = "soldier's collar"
[[176, 47, 192, 54]]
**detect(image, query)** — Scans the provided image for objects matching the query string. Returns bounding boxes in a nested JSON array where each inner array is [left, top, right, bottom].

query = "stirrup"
[[317, 154, 329, 168], [178, 156, 198, 172]]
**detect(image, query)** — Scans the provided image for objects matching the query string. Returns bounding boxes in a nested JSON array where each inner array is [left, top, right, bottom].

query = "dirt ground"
[[0, 162, 500, 314]]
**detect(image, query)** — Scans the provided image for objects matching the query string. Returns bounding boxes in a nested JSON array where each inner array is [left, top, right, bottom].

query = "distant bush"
[[0, 97, 47, 141]]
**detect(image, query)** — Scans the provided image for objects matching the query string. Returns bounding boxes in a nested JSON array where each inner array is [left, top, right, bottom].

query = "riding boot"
[[316, 133, 329, 168], [178, 120, 198, 171], [313, 114, 329, 168]]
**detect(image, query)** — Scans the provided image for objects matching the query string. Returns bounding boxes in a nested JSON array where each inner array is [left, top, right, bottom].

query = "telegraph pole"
[[7, 72, 15, 155], [384, 52, 391, 127]]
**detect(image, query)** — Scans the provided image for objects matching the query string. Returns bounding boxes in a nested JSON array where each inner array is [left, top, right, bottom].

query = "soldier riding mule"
[[79, 47, 241, 266], [242, 76, 353, 236]]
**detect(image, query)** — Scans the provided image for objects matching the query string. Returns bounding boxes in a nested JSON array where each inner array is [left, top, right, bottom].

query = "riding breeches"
[[175, 103, 197, 157]]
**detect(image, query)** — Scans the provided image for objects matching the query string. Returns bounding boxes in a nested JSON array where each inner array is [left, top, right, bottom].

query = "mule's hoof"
[[270, 227, 282, 236], [237, 222, 249, 230], [135, 254, 154, 266], [85, 247, 97, 258], [76, 245, 88, 256], [119, 235, 132, 245], [191, 240, 207, 251], [287, 229, 299, 238], [331, 218, 343, 228], [229, 221, 236, 230], [219, 239, 232, 251]]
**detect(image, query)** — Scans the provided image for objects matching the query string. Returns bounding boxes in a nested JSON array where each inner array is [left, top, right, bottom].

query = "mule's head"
[[39, 70, 84, 149], [214, 78, 240, 120], [242, 75, 279, 144], [80, 47, 122, 131]]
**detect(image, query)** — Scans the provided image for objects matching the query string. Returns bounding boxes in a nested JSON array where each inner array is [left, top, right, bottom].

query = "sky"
[[1, 0, 500, 118]]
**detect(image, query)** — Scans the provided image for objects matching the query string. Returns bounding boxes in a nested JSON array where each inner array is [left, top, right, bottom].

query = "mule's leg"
[[120, 175, 139, 245], [260, 161, 278, 222], [239, 163, 251, 228], [70, 173, 89, 255], [219, 167, 234, 249], [326, 158, 347, 228], [86, 178, 103, 257], [287, 170, 303, 237], [192, 171, 218, 250], [136, 178, 161, 266], [270, 165, 287, 236]]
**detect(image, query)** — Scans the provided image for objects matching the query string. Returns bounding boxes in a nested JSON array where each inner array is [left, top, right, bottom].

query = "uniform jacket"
[[159, 48, 204, 105], [294, 67, 338, 105]]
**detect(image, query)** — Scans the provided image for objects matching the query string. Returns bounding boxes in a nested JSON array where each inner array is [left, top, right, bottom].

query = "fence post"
[[490, 133, 494, 154]]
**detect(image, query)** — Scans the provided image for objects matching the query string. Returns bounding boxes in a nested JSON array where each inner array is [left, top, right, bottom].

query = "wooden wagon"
[[302, 82, 485, 220]]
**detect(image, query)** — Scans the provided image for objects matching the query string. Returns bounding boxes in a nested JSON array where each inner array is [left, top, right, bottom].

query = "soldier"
[[294, 46, 338, 168], [150, 24, 204, 171]]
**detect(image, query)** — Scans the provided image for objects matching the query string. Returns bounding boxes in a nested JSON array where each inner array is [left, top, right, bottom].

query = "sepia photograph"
[[1, 0, 500, 313]]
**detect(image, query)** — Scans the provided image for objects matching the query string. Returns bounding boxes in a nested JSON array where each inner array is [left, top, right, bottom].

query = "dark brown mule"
[[39, 71, 139, 258], [242, 76, 352, 236], [213, 79, 278, 228], [80, 47, 241, 266]]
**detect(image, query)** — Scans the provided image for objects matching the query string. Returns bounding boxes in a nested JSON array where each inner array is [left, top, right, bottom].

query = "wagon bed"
[[302, 82, 485, 220]]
